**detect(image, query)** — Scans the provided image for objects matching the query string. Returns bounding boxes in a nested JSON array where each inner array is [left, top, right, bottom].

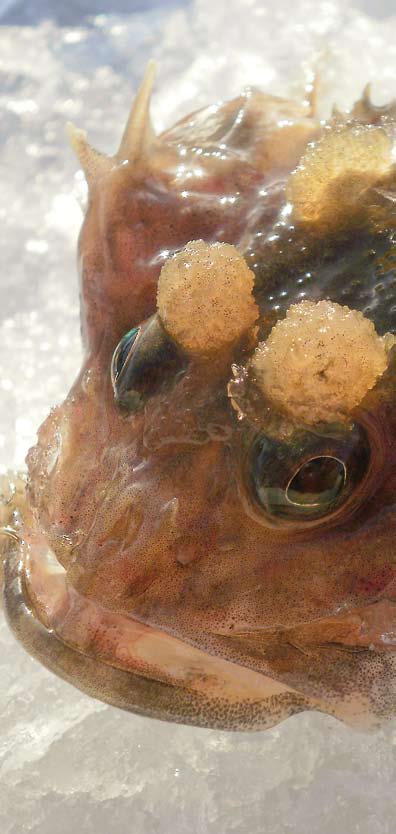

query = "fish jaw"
[[5, 509, 395, 732], [3, 523, 317, 731]]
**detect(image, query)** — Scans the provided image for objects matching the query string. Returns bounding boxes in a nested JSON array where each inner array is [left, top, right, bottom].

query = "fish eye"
[[249, 424, 370, 523], [111, 326, 141, 388], [111, 314, 187, 412]]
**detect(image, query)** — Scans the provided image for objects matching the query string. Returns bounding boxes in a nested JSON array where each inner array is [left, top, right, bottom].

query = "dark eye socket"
[[249, 424, 370, 523]]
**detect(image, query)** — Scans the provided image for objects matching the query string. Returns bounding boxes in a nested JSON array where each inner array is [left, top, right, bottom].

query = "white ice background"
[[2, 0, 396, 831]]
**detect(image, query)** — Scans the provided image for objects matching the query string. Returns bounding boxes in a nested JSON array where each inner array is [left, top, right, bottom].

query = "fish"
[[3, 63, 396, 731]]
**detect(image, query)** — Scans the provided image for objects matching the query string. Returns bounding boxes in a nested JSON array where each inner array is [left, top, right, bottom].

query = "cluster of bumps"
[[157, 238, 393, 426]]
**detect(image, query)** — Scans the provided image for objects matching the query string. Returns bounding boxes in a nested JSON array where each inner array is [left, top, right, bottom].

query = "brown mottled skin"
[[5, 72, 396, 730]]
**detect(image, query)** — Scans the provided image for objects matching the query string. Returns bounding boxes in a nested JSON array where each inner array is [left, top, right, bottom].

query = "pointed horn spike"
[[66, 122, 113, 187], [362, 82, 372, 104], [117, 60, 157, 164]]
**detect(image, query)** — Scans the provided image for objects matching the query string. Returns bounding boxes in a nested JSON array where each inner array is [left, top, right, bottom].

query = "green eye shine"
[[111, 327, 141, 387]]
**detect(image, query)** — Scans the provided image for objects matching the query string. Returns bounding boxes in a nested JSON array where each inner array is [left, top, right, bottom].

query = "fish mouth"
[[3, 533, 310, 731], [4, 521, 394, 731]]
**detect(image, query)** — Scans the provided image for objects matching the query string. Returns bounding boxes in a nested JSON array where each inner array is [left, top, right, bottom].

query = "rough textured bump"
[[157, 240, 258, 355], [251, 300, 393, 424]]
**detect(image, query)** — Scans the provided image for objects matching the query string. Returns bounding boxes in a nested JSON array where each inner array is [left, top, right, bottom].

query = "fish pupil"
[[286, 456, 346, 508]]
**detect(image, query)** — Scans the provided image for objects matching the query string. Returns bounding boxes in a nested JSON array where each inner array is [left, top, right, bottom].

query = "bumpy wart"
[[157, 240, 258, 355], [250, 300, 394, 425]]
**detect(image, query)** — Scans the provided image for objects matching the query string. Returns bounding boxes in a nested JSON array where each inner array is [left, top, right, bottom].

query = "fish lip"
[[2, 545, 218, 727], [5, 532, 388, 730], [3, 543, 308, 731]]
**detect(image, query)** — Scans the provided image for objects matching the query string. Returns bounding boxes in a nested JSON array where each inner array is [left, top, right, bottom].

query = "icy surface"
[[2, 0, 396, 831]]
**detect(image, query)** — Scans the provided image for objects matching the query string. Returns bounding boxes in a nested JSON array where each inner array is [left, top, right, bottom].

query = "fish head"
[[6, 68, 396, 730]]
